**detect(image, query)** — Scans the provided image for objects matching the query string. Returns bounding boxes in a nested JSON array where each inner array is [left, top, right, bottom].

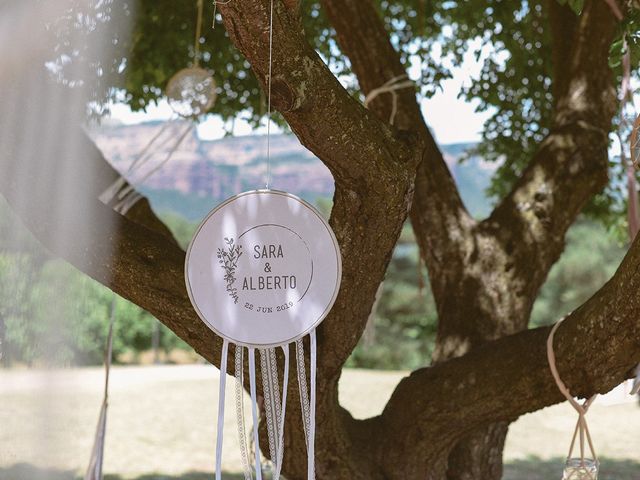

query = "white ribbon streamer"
[[308, 330, 317, 480], [215, 340, 229, 480], [248, 348, 263, 480], [235, 346, 253, 480], [296, 339, 311, 444], [217, 337, 312, 480], [274, 345, 289, 479], [260, 348, 280, 470]]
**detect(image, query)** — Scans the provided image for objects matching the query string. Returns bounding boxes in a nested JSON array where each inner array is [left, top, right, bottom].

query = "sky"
[[109, 45, 492, 145]]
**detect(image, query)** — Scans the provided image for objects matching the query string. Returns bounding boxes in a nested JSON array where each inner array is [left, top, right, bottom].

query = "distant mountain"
[[90, 122, 495, 221]]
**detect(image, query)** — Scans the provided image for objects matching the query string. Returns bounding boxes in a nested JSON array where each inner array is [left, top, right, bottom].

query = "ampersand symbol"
[[264, 262, 272, 273]]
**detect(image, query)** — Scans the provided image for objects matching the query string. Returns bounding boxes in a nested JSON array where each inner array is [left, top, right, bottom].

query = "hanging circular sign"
[[185, 190, 342, 348]]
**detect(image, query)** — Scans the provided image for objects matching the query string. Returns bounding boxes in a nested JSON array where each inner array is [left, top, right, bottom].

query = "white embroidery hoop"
[[185, 189, 342, 348]]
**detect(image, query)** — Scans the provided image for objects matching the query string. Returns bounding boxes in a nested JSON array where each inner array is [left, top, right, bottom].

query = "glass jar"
[[562, 458, 599, 480]]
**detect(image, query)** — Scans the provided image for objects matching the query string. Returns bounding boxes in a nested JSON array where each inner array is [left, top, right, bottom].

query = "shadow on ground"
[[3, 459, 640, 479], [503, 457, 640, 480]]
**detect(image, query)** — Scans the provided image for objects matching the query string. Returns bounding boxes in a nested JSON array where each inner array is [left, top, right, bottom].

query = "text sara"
[[254, 244, 284, 259]]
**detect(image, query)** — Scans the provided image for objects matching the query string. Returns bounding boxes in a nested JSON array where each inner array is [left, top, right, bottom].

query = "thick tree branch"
[[488, 0, 619, 282], [376, 233, 640, 478], [320, 0, 475, 318], [219, 0, 414, 189], [548, 0, 579, 106], [428, 0, 620, 361]]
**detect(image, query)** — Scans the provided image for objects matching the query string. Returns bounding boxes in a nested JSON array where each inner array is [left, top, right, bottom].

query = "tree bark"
[[320, 0, 621, 478], [428, 2, 619, 477]]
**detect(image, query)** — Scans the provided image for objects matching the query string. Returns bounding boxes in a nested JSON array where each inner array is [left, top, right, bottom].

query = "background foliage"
[[0, 191, 626, 369], [49, 0, 640, 230]]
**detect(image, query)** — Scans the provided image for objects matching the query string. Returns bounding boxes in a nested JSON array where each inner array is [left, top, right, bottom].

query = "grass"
[[1, 365, 639, 479], [4, 459, 640, 480], [0, 464, 245, 480], [503, 457, 640, 480]]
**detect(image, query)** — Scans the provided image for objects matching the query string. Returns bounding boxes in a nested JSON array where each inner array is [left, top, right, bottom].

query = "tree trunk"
[[1, 2, 635, 480], [446, 423, 509, 480], [427, 238, 537, 480]]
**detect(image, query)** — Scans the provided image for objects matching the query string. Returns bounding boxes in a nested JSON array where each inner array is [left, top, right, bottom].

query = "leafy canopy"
[[53, 0, 640, 225]]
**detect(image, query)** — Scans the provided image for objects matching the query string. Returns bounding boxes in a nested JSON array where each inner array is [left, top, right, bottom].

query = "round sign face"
[[185, 190, 342, 348]]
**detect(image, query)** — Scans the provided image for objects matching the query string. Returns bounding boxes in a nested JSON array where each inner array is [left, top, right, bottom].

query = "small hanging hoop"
[[166, 67, 217, 119], [547, 319, 599, 479]]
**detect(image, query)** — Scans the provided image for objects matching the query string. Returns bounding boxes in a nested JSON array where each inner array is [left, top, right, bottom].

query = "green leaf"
[[568, 0, 585, 15], [556, 0, 584, 15]]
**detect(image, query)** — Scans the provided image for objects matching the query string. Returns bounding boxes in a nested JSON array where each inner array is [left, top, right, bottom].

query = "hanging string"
[[265, 0, 274, 189], [364, 74, 415, 125], [99, 118, 191, 216], [547, 319, 598, 474], [194, 0, 204, 67], [126, 117, 178, 176], [116, 122, 194, 204]]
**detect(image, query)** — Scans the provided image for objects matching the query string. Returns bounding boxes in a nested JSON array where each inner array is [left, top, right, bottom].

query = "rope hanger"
[[547, 319, 599, 478]]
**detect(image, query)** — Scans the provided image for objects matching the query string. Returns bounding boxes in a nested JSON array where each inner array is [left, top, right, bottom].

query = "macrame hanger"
[[547, 319, 598, 477]]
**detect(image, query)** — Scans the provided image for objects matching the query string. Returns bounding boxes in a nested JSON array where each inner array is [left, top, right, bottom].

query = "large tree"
[[1, 0, 640, 479]]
